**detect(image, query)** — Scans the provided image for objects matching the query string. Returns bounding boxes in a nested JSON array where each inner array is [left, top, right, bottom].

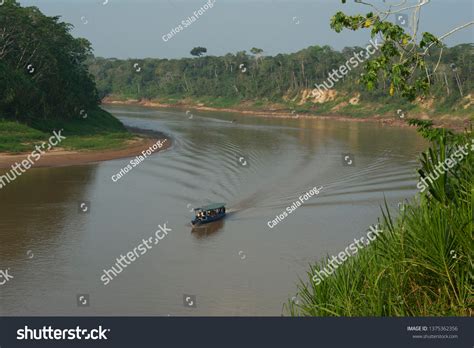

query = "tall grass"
[[286, 121, 473, 316]]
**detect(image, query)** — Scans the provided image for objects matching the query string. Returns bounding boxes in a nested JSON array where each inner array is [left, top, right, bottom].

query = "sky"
[[19, 0, 474, 59]]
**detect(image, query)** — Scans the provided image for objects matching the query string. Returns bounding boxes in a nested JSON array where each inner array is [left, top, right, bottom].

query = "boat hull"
[[191, 213, 225, 226]]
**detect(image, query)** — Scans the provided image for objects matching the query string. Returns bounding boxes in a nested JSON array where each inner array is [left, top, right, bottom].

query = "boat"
[[191, 203, 226, 226]]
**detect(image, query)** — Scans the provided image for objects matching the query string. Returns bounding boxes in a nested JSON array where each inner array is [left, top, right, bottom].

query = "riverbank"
[[286, 125, 473, 317], [0, 133, 170, 169], [0, 108, 171, 169], [102, 97, 472, 131]]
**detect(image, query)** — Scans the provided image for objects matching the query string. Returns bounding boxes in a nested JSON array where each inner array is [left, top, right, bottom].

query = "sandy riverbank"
[[102, 97, 472, 131], [103, 97, 407, 125], [0, 129, 171, 169]]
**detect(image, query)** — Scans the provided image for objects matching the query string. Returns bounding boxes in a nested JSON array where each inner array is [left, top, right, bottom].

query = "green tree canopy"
[[190, 47, 207, 57], [0, 0, 99, 122]]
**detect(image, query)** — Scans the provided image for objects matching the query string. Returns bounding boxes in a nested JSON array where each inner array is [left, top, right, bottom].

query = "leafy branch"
[[332, 0, 474, 100]]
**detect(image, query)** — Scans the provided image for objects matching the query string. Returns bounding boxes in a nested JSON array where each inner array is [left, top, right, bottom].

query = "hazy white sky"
[[20, 0, 474, 59]]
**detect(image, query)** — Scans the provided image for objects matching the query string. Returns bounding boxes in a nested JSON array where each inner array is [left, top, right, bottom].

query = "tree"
[[0, 0, 99, 121], [190, 47, 207, 57], [250, 47, 264, 68], [89, 44, 472, 107], [250, 47, 264, 57], [331, 0, 474, 100]]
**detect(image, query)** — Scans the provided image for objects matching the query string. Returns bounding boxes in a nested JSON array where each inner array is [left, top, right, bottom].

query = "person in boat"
[[192, 203, 226, 226]]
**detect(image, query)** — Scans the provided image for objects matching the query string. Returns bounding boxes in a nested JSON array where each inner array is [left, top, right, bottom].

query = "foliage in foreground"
[[286, 123, 473, 316]]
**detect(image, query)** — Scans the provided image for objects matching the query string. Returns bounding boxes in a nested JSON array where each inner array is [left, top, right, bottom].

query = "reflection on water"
[[0, 165, 98, 266], [0, 105, 427, 316], [191, 220, 225, 239]]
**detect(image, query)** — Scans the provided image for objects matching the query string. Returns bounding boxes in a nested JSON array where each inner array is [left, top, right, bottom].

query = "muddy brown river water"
[[0, 105, 427, 316]]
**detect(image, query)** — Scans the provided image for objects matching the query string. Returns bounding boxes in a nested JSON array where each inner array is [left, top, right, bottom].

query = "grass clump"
[[0, 121, 47, 153], [1, 108, 133, 153], [286, 121, 473, 316]]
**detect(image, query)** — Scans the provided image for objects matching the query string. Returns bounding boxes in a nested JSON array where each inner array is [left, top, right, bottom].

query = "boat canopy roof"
[[195, 203, 226, 211]]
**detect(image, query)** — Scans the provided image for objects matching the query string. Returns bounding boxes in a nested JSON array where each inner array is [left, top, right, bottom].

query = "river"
[[0, 105, 427, 316]]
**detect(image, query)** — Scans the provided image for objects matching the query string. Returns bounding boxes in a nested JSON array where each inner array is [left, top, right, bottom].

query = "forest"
[[1, 0, 472, 122], [0, 1, 100, 123], [89, 43, 473, 115]]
